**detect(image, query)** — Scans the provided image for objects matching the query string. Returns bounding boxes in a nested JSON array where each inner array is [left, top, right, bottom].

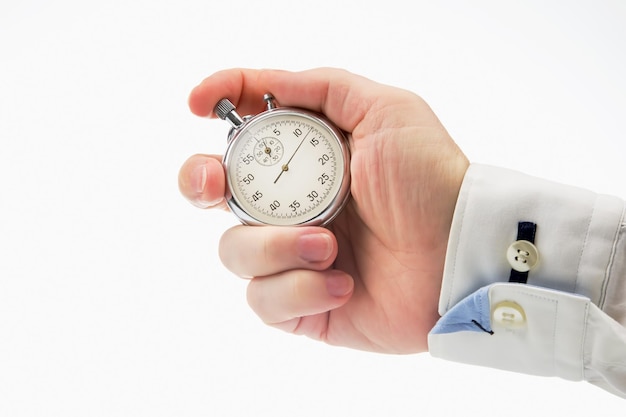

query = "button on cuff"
[[492, 300, 527, 329], [507, 240, 539, 272]]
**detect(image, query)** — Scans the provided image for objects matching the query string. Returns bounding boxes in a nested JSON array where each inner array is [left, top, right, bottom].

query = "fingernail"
[[326, 272, 353, 297], [189, 163, 220, 208], [297, 233, 333, 263], [191, 164, 208, 194]]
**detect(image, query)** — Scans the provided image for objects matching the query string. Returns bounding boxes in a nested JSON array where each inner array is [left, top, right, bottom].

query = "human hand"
[[179, 68, 469, 353]]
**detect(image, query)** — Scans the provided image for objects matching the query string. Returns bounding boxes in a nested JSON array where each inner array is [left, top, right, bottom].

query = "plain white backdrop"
[[1, 0, 625, 415]]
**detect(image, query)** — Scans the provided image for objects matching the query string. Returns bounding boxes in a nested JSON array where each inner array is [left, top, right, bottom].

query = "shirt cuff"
[[429, 164, 626, 398], [429, 282, 626, 398], [438, 163, 624, 315]]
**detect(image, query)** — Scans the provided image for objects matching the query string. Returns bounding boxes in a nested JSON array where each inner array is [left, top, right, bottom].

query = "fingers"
[[219, 226, 338, 278], [188, 67, 380, 132], [220, 225, 353, 333], [178, 154, 227, 209], [247, 269, 353, 330]]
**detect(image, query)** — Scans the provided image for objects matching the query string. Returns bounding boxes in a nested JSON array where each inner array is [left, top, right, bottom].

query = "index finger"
[[188, 67, 379, 132]]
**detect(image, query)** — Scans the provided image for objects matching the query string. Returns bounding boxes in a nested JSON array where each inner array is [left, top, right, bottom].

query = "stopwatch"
[[215, 93, 351, 226]]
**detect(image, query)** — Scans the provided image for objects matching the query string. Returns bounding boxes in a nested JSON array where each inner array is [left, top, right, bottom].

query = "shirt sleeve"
[[428, 164, 626, 399]]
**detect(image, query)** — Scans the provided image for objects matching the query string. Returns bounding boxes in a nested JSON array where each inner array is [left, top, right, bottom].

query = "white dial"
[[222, 105, 350, 226]]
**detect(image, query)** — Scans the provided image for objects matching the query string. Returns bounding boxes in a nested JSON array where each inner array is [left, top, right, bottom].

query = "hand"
[[178, 68, 469, 353]]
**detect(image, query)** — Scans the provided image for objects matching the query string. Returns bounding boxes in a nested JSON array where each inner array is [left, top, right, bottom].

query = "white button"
[[492, 301, 526, 329], [506, 240, 539, 272]]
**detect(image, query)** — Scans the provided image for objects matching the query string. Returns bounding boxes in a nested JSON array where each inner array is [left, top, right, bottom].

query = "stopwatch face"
[[223, 108, 350, 226]]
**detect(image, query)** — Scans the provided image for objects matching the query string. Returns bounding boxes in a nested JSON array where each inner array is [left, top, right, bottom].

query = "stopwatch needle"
[[273, 164, 289, 184], [262, 139, 272, 155], [273, 128, 311, 184]]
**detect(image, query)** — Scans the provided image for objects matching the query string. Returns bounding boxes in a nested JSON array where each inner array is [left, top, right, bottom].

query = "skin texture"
[[178, 68, 469, 353]]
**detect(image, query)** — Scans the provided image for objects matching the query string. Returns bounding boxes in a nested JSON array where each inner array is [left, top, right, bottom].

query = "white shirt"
[[428, 164, 626, 398]]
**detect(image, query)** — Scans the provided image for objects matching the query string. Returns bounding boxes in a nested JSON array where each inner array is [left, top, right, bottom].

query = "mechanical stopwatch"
[[215, 94, 351, 226]]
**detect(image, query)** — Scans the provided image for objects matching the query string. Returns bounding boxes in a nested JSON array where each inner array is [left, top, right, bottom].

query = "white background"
[[1, 0, 625, 415]]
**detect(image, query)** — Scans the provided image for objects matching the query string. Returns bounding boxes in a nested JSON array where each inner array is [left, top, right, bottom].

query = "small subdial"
[[253, 136, 284, 166]]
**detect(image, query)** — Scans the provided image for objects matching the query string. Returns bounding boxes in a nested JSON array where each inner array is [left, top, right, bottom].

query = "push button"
[[492, 301, 526, 329], [507, 240, 539, 273]]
